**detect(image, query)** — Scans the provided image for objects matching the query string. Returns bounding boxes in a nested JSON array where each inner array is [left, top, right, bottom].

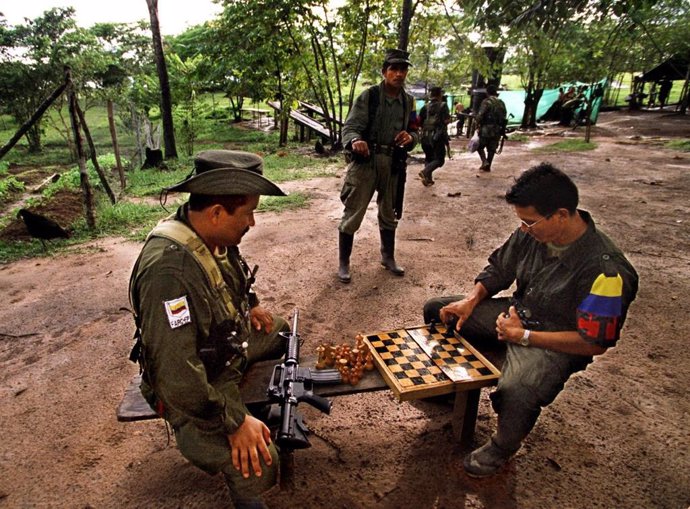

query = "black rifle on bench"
[[267, 308, 341, 449]]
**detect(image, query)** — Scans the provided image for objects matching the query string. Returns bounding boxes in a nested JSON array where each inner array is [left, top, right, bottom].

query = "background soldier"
[[475, 84, 507, 172], [418, 86, 452, 187], [337, 49, 418, 283]]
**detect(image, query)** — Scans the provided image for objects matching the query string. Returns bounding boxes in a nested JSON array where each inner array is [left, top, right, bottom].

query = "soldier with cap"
[[475, 84, 507, 172], [337, 48, 418, 283], [418, 86, 452, 186], [129, 150, 289, 509]]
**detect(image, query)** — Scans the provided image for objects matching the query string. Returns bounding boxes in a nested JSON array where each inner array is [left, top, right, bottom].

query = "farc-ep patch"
[[164, 296, 191, 329]]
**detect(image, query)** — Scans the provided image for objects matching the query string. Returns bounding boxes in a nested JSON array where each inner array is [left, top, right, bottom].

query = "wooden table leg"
[[452, 389, 481, 449]]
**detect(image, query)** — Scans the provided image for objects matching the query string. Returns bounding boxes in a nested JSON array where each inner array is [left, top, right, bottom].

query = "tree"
[[145, 0, 177, 160], [0, 8, 86, 153]]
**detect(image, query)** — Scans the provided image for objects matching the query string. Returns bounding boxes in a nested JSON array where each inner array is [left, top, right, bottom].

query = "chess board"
[[363, 324, 500, 401]]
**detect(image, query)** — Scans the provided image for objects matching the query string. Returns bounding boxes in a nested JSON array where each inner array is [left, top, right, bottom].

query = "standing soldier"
[[475, 84, 507, 172], [418, 86, 452, 187], [337, 49, 418, 284]]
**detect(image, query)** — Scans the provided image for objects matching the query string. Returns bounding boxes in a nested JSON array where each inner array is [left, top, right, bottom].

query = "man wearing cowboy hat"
[[129, 150, 288, 508]]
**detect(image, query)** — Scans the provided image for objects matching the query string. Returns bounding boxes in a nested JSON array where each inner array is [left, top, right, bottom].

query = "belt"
[[373, 143, 395, 156]]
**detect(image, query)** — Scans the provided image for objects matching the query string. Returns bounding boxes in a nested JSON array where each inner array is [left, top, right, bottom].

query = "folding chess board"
[[363, 324, 500, 401]]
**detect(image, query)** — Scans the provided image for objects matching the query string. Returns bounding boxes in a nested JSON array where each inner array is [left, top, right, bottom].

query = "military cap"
[[383, 48, 412, 66], [166, 150, 286, 196]]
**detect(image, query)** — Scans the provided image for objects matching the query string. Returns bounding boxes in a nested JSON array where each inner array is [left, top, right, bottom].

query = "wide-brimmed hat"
[[165, 150, 286, 196], [383, 48, 412, 66]]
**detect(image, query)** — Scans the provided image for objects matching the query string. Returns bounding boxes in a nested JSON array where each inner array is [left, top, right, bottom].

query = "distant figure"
[[475, 84, 507, 172], [454, 101, 466, 137], [658, 80, 672, 109], [17, 209, 69, 250], [418, 86, 452, 186]]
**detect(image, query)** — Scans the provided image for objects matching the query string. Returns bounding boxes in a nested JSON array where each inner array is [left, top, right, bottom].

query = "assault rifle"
[[267, 308, 341, 449]]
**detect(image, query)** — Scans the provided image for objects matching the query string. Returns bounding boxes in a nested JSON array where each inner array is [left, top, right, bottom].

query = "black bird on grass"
[[17, 209, 70, 250]]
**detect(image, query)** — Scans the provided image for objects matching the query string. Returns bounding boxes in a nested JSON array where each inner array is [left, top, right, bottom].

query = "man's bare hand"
[[250, 306, 273, 333], [228, 415, 273, 479], [496, 305, 524, 343], [394, 130, 413, 147], [351, 139, 370, 157], [440, 298, 476, 331]]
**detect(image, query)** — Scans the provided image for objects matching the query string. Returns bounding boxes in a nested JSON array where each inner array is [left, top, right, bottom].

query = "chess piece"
[[350, 348, 360, 366], [315, 345, 326, 369], [365, 352, 374, 371], [324, 344, 336, 367], [355, 334, 364, 350], [340, 364, 350, 384]]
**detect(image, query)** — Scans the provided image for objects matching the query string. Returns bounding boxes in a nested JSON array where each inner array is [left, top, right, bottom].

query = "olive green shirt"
[[130, 205, 256, 435], [342, 81, 418, 148]]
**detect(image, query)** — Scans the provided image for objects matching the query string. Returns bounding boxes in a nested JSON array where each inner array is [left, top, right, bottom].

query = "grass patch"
[[665, 139, 690, 152], [259, 192, 309, 213], [507, 133, 530, 142], [533, 139, 597, 153]]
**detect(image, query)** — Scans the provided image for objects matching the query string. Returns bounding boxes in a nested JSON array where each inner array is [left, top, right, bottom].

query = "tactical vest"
[[129, 218, 249, 381]]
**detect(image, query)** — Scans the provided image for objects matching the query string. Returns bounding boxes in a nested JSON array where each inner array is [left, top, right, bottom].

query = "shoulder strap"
[[363, 85, 380, 142], [134, 218, 238, 319]]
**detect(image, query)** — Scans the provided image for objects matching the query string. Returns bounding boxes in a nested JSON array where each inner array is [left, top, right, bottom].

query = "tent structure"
[[639, 54, 690, 82]]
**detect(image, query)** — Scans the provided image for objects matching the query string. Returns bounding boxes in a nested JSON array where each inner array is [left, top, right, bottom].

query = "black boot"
[[379, 229, 404, 276], [338, 231, 354, 283]]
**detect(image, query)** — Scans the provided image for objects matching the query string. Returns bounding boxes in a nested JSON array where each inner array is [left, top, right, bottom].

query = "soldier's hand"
[[440, 298, 475, 331], [351, 139, 369, 156], [495, 305, 523, 342], [394, 130, 413, 147], [250, 306, 273, 333], [228, 415, 273, 479]]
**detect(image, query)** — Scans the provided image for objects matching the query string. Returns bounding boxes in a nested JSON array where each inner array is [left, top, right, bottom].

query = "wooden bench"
[[266, 100, 333, 143], [241, 108, 271, 128], [297, 101, 343, 127], [117, 355, 496, 448]]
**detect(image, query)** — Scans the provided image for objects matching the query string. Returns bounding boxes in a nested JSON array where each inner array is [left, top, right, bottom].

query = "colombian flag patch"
[[577, 274, 623, 343], [164, 296, 192, 329]]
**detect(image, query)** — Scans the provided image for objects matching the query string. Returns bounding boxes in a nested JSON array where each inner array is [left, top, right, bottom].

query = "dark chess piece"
[[17, 209, 70, 250]]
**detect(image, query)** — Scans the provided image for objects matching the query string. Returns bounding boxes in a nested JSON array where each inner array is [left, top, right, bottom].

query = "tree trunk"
[[398, 0, 413, 51], [65, 68, 96, 230], [0, 81, 66, 160], [145, 0, 177, 160], [75, 102, 117, 204], [107, 100, 126, 189]]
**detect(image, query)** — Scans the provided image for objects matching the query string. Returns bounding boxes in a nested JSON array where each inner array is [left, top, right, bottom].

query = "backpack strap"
[[147, 219, 238, 319]]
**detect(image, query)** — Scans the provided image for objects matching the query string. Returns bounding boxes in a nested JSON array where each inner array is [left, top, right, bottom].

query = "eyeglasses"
[[519, 214, 551, 230]]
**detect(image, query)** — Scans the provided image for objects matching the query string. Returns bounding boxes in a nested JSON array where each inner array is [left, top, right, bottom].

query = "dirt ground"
[[0, 109, 689, 509]]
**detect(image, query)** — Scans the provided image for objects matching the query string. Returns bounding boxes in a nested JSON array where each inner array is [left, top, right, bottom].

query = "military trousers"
[[175, 315, 289, 498], [338, 153, 399, 235], [423, 295, 591, 452]]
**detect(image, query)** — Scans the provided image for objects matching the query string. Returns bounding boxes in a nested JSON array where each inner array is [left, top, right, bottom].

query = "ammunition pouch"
[[199, 319, 245, 381]]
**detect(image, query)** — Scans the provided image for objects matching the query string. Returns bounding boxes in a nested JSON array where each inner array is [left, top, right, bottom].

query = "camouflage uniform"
[[476, 95, 507, 171], [130, 204, 288, 498]]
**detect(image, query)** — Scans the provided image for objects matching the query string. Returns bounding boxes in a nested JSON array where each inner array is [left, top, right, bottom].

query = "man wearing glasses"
[[422, 162, 638, 477]]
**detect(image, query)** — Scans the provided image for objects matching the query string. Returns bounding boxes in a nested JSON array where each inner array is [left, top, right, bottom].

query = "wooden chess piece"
[[340, 365, 350, 384], [315, 345, 326, 369], [365, 352, 374, 371], [324, 344, 336, 367], [355, 334, 364, 350]]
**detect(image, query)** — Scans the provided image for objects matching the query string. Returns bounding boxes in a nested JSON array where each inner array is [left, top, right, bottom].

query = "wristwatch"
[[519, 329, 531, 347]]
